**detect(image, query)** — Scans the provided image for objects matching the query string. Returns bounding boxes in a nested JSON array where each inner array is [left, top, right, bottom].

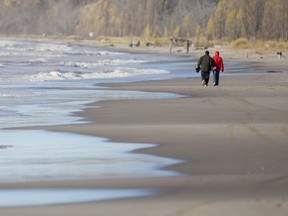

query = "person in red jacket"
[[212, 51, 224, 86]]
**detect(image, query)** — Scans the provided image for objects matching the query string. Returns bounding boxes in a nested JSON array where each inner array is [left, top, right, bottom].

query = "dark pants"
[[201, 71, 210, 85], [213, 70, 220, 85]]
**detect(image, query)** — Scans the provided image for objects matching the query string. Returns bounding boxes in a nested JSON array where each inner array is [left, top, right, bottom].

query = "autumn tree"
[[206, 17, 215, 40], [0, 0, 286, 41], [262, 0, 288, 39]]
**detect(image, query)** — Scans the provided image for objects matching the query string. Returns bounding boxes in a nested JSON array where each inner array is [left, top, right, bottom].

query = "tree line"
[[0, 0, 286, 41], [207, 0, 288, 40]]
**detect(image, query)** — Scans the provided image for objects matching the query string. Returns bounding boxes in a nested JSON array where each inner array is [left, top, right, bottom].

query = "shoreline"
[[1, 45, 288, 215]]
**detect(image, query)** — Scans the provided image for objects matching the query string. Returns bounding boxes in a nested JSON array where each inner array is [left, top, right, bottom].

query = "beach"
[[1, 44, 288, 215]]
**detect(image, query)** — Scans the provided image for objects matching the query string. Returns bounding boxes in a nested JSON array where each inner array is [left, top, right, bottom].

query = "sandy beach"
[[1, 46, 288, 215]]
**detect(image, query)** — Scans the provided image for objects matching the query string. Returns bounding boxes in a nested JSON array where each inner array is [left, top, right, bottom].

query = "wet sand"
[[1, 47, 288, 215]]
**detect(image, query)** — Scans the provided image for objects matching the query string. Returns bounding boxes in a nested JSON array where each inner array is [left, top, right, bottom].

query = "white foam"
[[0, 39, 175, 129], [0, 87, 180, 129], [61, 59, 146, 68], [69, 50, 123, 56], [0, 40, 18, 47], [27, 58, 47, 63], [34, 43, 71, 53], [27, 68, 170, 82]]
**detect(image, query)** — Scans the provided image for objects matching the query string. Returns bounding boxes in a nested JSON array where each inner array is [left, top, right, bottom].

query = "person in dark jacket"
[[212, 51, 224, 86], [196, 51, 215, 86]]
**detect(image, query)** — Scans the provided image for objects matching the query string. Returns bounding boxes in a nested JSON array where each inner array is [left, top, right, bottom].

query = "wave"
[[61, 59, 146, 68], [27, 68, 170, 82]]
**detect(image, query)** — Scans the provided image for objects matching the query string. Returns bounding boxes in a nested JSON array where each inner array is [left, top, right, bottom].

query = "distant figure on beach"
[[196, 51, 215, 86], [129, 40, 133, 48], [136, 41, 141, 47], [212, 51, 224, 86], [186, 40, 190, 54], [277, 51, 282, 59], [169, 37, 174, 54]]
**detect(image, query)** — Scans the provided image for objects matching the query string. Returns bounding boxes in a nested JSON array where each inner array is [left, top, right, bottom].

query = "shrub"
[[233, 38, 250, 49]]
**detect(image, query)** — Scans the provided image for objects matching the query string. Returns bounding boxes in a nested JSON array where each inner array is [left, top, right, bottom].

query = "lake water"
[[0, 38, 256, 206], [0, 39, 189, 206]]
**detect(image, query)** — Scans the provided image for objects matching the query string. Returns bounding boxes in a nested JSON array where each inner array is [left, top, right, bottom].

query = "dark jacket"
[[197, 54, 214, 72]]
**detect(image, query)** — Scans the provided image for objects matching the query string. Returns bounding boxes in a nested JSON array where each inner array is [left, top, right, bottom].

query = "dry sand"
[[1, 46, 288, 215]]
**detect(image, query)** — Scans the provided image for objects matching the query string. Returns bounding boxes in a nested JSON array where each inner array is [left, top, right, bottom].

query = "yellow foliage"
[[206, 17, 215, 39], [152, 25, 159, 38], [195, 25, 202, 38], [163, 27, 169, 38], [144, 25, 151, 38], [28, 0, 41, 8], [172, 26, 180, 37], [226, 10, 236, 27]]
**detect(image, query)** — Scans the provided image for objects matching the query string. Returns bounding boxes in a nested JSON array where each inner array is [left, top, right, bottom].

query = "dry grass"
[[232, 38, 250, 49], [259, 40, 288, 51], [90, 36, 168, 47], [232, 38, 288, 51], [1, 35, 287, 53]]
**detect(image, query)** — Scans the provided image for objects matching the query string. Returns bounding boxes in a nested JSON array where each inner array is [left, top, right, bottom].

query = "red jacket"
[[213, 51, 224, 72]]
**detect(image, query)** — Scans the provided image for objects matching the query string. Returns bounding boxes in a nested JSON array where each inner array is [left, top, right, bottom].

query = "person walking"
[[196, 51, 214, 86], [212, 51, 224, 86], [169, 36, 174, 54]]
